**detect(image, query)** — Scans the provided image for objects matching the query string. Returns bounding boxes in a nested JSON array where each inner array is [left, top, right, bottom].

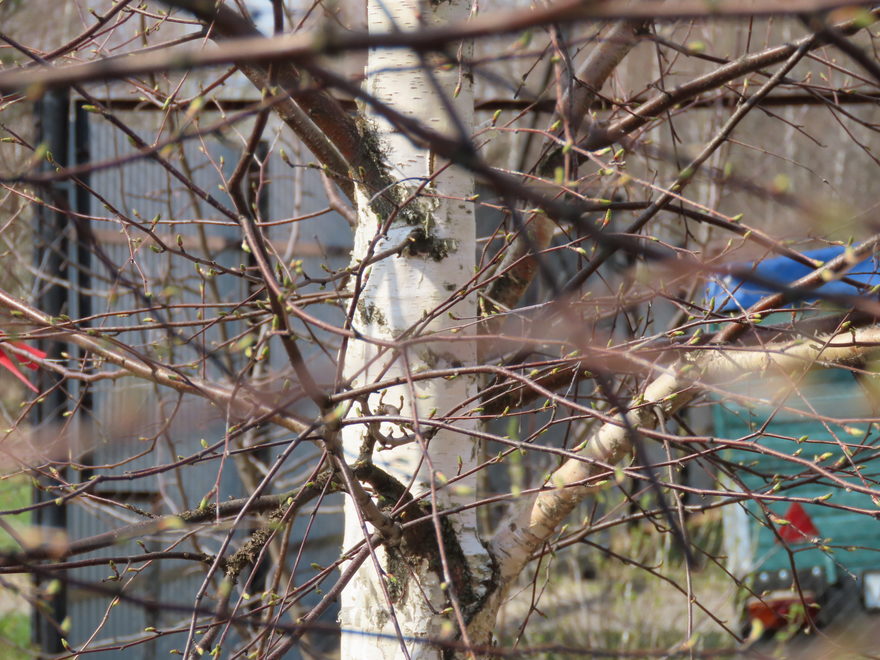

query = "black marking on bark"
[[357, 300, 387, 327], [404, 226, 457, 261]]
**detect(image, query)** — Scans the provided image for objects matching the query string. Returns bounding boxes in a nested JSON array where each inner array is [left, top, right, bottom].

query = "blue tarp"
[[705, 246, 880, 312]]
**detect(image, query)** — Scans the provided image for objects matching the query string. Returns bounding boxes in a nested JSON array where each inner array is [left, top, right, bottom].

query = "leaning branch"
[[0, 288, 309, 434], [481, 20, 647, 337], [490, 323, 880, 582], [484, 233, 880, 611]]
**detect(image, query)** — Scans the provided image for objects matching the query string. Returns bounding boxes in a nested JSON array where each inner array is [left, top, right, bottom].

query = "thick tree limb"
[[4, 3, 875, 96]]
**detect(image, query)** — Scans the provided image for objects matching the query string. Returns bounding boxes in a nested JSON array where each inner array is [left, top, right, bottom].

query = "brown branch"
[[0, 551, 213, 575], [0, 288, 310, 434], [480, 311, 880, 415], [42, 0, 136, 62], [229, 111, 328, 410], [0, 484, 316, 567], [803, 13, 880, 84], [3, 4, 872, 97]]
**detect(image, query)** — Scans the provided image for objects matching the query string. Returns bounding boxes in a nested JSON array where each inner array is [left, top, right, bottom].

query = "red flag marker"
[[777, 502, 820, 543], [0, 337, 47, 393]]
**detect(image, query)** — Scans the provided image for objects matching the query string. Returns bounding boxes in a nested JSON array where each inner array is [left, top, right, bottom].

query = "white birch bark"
[[339, 1, 491, 657]]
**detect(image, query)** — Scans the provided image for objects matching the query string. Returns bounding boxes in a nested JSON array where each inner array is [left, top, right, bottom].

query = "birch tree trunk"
[[339, 0, 492, 656]]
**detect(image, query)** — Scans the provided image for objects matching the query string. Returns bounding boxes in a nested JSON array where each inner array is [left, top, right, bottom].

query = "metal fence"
[[32, 97, 350, 658]]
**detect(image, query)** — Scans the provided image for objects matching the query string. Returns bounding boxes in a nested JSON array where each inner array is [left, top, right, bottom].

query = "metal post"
[[32, 87, 71, 655]]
